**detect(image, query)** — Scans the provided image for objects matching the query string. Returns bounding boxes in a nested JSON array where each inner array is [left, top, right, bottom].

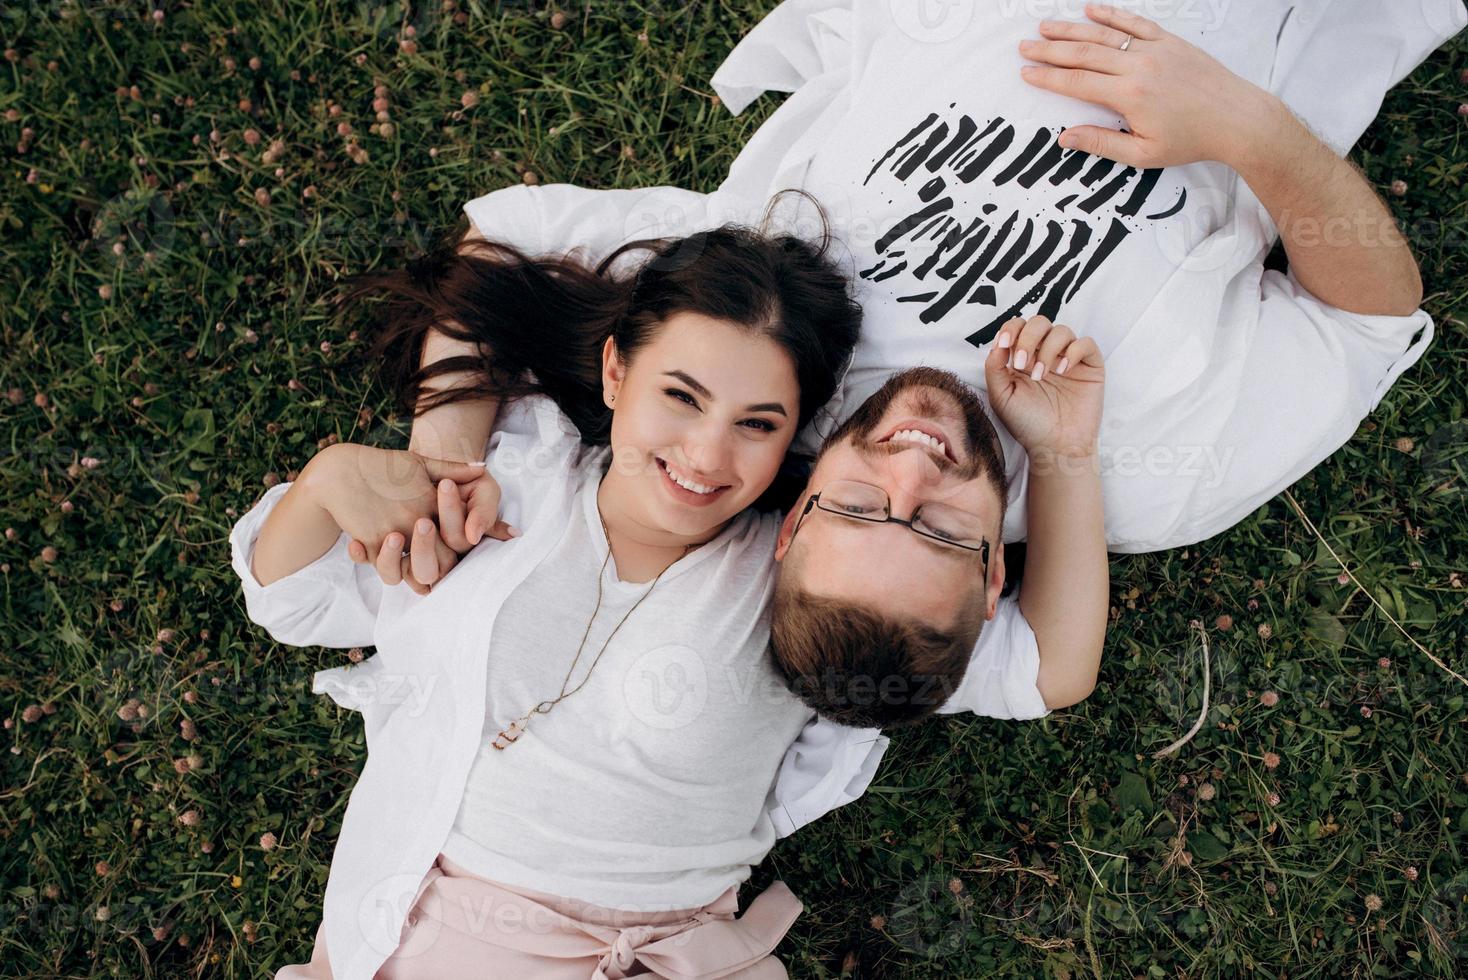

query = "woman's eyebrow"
[[662, 370, 788, 416]]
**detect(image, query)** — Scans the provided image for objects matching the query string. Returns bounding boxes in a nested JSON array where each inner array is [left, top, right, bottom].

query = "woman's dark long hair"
[[339, 189, 862, 510]]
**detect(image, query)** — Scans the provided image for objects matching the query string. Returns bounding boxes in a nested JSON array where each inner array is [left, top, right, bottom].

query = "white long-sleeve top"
[[462, 0, 1463, 555], [229, 395, 1048, 980]]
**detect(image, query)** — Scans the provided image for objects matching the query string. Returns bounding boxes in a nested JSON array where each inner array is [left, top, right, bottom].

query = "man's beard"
[[818, 366, 1003, 481]]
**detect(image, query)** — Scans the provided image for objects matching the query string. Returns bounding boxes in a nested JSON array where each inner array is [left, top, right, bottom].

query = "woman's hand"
[[306, 443, 487, 595], [344, 462, 518, 593], [983, 316, 1104, 460], [1017, 3, 1278, 171]]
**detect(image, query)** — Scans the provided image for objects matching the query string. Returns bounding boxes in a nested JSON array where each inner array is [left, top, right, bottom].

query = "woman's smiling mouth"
[[655, 457, 732, 506]]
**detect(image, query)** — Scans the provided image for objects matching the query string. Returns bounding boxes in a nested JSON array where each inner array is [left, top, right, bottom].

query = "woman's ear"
[[601, 336, 626, 409]]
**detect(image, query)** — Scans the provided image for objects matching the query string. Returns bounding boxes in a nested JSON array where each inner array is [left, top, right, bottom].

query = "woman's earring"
[[609, 394, 616, 404]]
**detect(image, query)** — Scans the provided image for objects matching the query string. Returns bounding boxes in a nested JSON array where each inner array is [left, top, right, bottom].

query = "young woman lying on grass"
[[230, 194, 864, 979]]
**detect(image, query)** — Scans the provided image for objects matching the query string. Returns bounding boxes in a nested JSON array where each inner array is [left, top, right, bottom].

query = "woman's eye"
[[742, 419, 777, 433], [665, 389, 698, 407]]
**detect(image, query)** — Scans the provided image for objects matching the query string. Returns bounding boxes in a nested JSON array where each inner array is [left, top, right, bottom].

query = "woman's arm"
[[407, 222, 503, 465], [1021, 4, 1423, 316], [985, 318, 1108, 710], [250, 455, 347, 587]]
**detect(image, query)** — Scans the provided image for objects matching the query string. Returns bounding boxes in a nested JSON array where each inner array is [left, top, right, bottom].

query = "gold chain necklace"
[[490, 511, 694, 750]]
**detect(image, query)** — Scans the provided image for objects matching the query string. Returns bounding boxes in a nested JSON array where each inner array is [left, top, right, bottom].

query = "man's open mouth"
[[876, 419, 957, 464]]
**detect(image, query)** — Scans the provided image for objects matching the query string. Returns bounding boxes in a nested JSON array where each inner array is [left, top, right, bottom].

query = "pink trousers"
[[275, 853, 802, 979]]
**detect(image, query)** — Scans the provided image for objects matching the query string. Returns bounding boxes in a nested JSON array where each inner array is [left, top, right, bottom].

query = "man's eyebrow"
[[663, 370, 788, 416]]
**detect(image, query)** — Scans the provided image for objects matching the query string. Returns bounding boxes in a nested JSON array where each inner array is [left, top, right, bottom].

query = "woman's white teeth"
[[663, 461, 719, 495], [889, 429, 947, 457]]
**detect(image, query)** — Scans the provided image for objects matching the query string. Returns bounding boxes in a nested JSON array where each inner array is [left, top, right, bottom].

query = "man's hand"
[[1018, 3, 1276, 171], [983, 316, 1104, 461]]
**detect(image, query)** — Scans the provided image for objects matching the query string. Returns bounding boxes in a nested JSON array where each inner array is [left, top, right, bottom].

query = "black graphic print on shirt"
[[859, 105, 1188, 349]]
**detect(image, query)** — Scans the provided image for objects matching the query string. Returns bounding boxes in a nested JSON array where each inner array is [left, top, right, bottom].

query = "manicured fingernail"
[[1057, 357, 1069, 376], [998, 332, 1012, 349], [416, 519, 432, 535], [506, 525, 521, 539], [440, 478, 453, 491], [1020, 66, 1037, 75], [1014, 349, 1028, 371], [1031, 362, 1045, 381]]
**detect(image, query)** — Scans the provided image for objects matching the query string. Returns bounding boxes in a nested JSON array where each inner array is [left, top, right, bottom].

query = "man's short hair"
[[769, 574, 985, 729]]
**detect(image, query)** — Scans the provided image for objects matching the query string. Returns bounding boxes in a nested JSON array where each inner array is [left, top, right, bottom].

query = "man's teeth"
[[663, 461, 719, 495], [889, 429, 948, 458]]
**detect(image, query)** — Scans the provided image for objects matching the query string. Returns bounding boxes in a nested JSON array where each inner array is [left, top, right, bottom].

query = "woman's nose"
[[684, 431, 732, 477]]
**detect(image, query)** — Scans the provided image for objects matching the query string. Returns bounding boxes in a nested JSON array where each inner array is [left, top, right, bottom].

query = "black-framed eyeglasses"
[[790, 479, 991, 574]]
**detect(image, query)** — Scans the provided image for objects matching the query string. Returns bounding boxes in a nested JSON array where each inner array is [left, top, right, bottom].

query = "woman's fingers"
[[436, 478, 473, 552], [1010, 316, 1056, 378], [1057, 125, 1147, 167], [374, 532, 405, 586], [1058, 336, 1105, 380], [465, 478, 515, 545], [348, 539, 369, 563], [1019, 64, 1114, 107], [1037, 17, 1132, 50], [400, 533, 462, 596], [1035, 324, 1077, 378], [984, 319, 1022, 392], [1084, 2, 1167, 41], [1019, 38, 1126, 75], [409, 517, 441, 587], [1067, 335, 1104, 368], [999, 317, 1081, 382], [419, 458, 489, 484]]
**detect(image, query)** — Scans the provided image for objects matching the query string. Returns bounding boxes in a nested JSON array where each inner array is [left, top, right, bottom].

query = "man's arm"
[[1021, 3, 1423, 316]]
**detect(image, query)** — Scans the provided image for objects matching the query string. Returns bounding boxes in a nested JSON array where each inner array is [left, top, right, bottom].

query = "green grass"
[[1, 1, 1465, 976]]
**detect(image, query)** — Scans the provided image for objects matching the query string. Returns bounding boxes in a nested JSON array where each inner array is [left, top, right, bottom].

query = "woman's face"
[[601, 311, 801, 541]]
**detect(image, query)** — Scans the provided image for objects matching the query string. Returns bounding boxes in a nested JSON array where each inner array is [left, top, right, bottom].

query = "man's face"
[[774, 367, 1007, 631]]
